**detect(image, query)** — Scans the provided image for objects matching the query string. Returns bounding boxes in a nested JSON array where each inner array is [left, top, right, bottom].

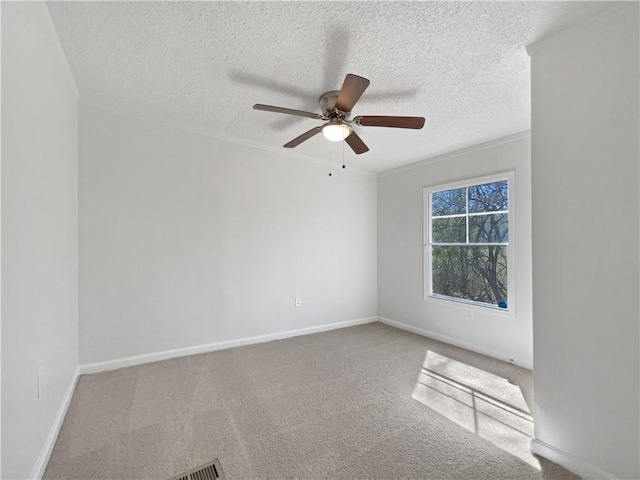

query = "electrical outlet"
[[295, 298, 302, 308]]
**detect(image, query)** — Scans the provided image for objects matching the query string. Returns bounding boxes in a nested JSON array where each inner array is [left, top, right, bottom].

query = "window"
[[425, 173, 513, 310]]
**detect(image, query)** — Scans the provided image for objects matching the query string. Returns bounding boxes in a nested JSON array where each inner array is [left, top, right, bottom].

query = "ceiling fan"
[[253, 74, 425, 154]]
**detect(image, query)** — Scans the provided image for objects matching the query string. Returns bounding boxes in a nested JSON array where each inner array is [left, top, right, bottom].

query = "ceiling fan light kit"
[[253, 73, 425, 156], [322, 121, 352, 141]]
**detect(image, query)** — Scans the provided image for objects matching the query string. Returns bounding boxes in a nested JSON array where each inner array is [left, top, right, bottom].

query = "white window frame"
[[423, 171, 515, 316]]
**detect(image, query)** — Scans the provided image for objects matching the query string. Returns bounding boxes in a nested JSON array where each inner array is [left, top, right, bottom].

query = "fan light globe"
[[322, 123, 352, 142]]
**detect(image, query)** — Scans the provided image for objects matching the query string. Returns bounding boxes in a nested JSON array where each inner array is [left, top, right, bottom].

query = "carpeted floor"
[[44, 322, 579, 479]]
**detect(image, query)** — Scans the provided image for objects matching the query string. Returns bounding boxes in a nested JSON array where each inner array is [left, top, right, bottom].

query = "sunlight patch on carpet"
[[412, 351, 537, 469]]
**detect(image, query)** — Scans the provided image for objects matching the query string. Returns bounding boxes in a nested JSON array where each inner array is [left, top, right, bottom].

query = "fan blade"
[[253, 104, 323, 120], [283, 126, 323, 148], [355, 116, 425, 129], [345, 131, 369, 154], [335, 74, 370, 113]]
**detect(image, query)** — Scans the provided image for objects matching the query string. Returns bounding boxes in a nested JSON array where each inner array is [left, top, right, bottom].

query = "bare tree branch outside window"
[[429, 180, 508, 308]]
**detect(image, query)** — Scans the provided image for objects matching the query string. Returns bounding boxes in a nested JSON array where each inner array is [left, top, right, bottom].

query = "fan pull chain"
[[342, 139, 346, 169], [328, 141, 333, 177]]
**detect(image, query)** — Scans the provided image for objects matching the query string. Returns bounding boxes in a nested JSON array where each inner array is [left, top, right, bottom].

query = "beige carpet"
[[44, 322, 578, 479]]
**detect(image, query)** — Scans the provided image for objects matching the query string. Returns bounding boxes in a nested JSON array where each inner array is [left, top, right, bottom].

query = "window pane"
[[469, 213, 508, 243], [432, 188, 466, 216], [468, 180, 508, 213], [432, 217, 466, 243], [432, 246, 507, 306]]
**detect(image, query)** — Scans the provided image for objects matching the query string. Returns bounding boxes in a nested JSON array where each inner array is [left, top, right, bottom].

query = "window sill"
[[425, 294, 516, 318]]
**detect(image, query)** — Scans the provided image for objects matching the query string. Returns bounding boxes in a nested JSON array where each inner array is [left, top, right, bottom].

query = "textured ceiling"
[[47, 1, 611, 173]]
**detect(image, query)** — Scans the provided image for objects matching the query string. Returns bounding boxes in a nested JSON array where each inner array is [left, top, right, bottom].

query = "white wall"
[[528, 5, 639, 479], [377, 134, 533, 367], [1, 3, 79, 478], [78, 104, 377, 364]]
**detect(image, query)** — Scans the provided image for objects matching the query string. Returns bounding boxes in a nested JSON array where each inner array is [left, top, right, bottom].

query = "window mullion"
[[465, 186, 469, 244]]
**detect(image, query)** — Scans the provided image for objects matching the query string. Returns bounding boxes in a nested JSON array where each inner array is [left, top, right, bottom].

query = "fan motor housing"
[[319, 91, 346, 118]]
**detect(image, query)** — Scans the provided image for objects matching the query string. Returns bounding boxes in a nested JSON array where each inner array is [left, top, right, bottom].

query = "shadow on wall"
[[412, 351, 538, 469]]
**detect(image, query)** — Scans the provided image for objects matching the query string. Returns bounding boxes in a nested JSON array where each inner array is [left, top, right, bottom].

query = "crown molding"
[[78, 99, 376, 177], [377, 131, 531, 178]]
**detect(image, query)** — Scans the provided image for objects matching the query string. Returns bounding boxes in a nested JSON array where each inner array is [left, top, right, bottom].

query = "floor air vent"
[[170, 459, 224, 480]]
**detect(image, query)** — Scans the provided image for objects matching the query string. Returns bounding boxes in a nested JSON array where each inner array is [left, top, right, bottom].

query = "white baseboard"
[[377, 316, 533, 369], [530, 438, 618, 480], [29, 317, 376, 477], [79, 316, 378, 375], [30, 367, 80, 480]]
